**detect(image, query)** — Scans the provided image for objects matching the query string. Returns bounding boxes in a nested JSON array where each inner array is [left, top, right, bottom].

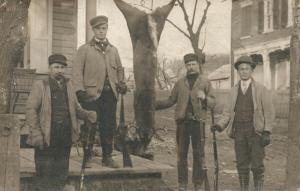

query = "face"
[[185, 60, 200, 75], [92, 23, 108, 40], [237, 63, 253, 81], [49, 63, 65, 79]]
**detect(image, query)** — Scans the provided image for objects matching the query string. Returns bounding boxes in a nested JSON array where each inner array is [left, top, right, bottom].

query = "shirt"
[[240, 78, 252, 94]]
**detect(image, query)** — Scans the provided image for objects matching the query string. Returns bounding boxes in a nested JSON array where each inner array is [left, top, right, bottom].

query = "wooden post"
[[286, 0, 300, 190], [85, 0, 97, 42], [0, 115, 20, 191]]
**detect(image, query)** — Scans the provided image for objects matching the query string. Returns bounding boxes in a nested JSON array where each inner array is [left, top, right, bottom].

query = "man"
[[156, 53, 215, 191], [73, 15, 127, 168], [26, 54, 97, 191], [211, 55, 275, 191]]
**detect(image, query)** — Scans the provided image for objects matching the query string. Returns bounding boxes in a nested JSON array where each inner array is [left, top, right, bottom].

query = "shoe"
[[194, 183, 202, 191], [102, 157, 120, 168], [63, 184, 75, 191], [84, 159, 93, 168], [178, 184, 187, 191]]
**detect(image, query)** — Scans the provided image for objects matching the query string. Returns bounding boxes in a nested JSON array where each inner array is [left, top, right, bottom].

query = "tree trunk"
[[285, 3, 300, 189], [114, 0, 175, 154], [0, 0, 31, 113]]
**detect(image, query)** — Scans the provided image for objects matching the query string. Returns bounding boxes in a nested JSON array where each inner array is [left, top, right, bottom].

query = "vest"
[[49, 77, 70, 123], [234, 84, 254, 123]]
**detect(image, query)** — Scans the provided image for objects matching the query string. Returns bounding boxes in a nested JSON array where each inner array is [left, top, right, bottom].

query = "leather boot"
[[102, 145, 119, 168], [253, 173, 264, 191], [238, 172, 250, 191]]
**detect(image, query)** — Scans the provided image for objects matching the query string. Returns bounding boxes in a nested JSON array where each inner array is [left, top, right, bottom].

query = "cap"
[[184, 53, 199, 64], [89, 15, 108, 28], [234, 55, 256, 70], [48, 54, 67, 66]]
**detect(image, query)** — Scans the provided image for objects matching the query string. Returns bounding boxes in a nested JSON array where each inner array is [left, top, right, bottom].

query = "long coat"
[[72, 39, 124, 101], [217, 79, 275, 138], [26, 78, 92, 147], [156, 75, 216, 122]]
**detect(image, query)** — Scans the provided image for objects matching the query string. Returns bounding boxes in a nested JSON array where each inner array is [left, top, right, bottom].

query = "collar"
[[90, 37, 110, 46], [240, 78, 252, 88]]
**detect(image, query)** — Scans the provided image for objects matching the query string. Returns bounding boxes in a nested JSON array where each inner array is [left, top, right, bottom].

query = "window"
[[258, 1, 264, 33], [241, 5, 252, 37]]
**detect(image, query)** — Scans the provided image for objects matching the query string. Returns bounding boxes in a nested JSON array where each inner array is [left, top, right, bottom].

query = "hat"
[[184, 53, 199, 64], [234, 55, 256, 70], [89, 15, 108, 28], [48, 54, 67, 66]]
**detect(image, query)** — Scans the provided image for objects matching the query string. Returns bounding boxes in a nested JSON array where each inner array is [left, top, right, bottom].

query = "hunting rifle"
[[211, 108, 219, 191], [118, 94, 133, 167]]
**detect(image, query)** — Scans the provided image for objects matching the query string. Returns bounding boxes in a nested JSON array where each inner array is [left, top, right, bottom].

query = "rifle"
[[211, 109, 219, 191], [79, 121, 96, 191], [200, 121, 211, 191], [118, 95, 133, 167]]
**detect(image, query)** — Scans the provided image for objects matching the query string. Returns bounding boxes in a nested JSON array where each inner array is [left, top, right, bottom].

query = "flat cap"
[[184, 53, 199, 64], [48, 54, 67, 66], [89, 15, 108, 28], [234, 55, 256, 70]]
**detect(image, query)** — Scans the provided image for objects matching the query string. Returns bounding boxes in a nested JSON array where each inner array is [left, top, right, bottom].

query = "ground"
[[122, 91, 287, 191]]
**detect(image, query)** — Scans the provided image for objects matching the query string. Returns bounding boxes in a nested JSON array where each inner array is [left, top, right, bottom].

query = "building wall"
[[232, 0, 293, 90]]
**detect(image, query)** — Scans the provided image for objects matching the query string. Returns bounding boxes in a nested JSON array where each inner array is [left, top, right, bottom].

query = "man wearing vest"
[[155, 53, 215, 191], [73, 15, 127, 168], [26, 54, 97, 191], [211, 55, 275, 191]]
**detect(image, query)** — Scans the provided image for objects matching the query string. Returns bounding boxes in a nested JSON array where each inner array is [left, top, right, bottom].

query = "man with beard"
[[211, 55, 275, 191], [155, 53, 215, 191], [26, 54, 97, 191]]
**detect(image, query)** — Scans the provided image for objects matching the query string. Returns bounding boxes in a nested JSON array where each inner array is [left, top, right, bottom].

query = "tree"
[[113, 0, 176, 156], [0, 0, 31, 113], [285, 1, 300, 189]]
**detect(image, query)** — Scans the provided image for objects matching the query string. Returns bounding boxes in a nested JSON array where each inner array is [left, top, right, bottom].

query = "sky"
[[98, 0, 232, 67]]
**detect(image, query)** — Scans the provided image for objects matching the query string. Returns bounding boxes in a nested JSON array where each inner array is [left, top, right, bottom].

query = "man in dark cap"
[[26, 54, 97, 191], [211, 55, 275, 191], [73, 15, 127, 168], [155, 53, 215, 191]]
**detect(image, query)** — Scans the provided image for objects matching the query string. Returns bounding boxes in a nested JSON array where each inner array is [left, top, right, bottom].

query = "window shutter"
[[273, 0, 279, 29], [281, 0, 288, 27], [241, 5, 252, 36], [258, 1, 264, 33]]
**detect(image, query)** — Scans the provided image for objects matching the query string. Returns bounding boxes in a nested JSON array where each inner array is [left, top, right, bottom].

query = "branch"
[[196, 0, 211, 36], [166, 19, 190, 39], [191, 0, 198, 27], [201, 26, 207, 50], [176, 0, 194, 37]]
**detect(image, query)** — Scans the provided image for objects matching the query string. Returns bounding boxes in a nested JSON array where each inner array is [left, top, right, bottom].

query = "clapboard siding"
[[52, 0, 77, 70]]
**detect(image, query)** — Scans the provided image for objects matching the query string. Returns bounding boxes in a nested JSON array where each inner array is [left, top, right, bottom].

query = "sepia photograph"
[[0, 0, 299, 190]]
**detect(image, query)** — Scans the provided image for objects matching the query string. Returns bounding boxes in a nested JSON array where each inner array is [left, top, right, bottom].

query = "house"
[[22, 0, 111, 76], [208, 64, 231, 89], [232, 0, 293, 90]]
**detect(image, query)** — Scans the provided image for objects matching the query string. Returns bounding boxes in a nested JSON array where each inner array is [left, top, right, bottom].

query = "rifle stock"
[[211, 109, 219, 191], [119, 95, 133, 167]]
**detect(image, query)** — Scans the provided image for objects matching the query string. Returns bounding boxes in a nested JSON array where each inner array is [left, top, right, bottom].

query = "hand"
[[76, 90, 87, 103], [117, 81, 127, 95], [261, 131, 271, 147], [87, 111, 97, 123], [211, 124, 222, 132], [197, 90, 206, 100]]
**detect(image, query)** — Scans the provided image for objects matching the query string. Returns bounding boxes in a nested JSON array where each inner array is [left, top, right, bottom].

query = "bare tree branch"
[[196, 0, 211, 36], [191, 0, 198, 27], [176, 0, 194, 37], [166, 19, 190, 39], [201, 25, 207, 50]]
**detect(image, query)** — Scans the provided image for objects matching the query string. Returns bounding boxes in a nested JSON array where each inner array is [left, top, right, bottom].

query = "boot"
[[178, 184, 187, 191], [253, 173, 264, 191], [102, 146, 119, 168], [238, 172, 250, 191]]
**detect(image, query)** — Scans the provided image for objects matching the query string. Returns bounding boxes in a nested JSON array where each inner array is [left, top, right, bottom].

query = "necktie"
[[242, 82, 247, 94]]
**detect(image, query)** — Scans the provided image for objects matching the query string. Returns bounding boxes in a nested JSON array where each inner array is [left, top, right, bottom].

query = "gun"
[[79, 121, 96, 191], [200, 121, 211, 191], [211, 109, 219, 191], [118, 95, 133, 167]]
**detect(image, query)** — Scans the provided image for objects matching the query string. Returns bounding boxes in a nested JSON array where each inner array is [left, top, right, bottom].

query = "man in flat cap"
[[155, 53, 215, 191], [211, 55, 275, 191], [26, 54, 97, 191], [73, 15, 127, 168]]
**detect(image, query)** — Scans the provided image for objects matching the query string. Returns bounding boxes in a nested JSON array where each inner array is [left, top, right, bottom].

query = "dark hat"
[[48, 54, 67, 66], [183, 53, 199, 64], [89, 15, 108, 28], [234, 55, 256, 70]]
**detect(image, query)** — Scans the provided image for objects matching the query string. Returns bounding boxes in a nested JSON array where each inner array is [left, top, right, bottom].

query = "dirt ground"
[[121, 91, 288, 191]]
